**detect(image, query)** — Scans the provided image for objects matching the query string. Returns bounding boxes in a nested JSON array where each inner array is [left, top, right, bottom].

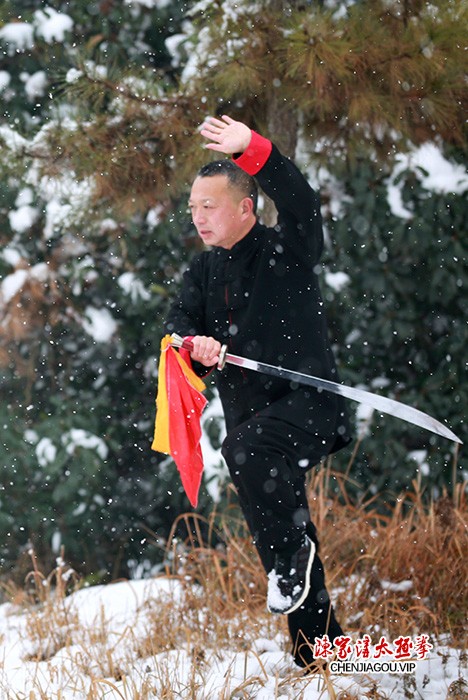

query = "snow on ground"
[[0, 577, 465, 699]]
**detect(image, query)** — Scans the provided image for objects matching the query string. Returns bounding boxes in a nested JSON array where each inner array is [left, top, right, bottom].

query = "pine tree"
[[0, 0, 466, 579], [0, 0, 227, 580]]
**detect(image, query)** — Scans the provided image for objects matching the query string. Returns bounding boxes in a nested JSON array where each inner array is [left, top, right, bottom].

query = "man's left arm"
[[200, 115, 323, 264], [234, 132, 324, 265]]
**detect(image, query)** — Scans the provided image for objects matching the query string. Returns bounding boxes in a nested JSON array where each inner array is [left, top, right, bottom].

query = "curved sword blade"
[[224, 353, 462, 445]]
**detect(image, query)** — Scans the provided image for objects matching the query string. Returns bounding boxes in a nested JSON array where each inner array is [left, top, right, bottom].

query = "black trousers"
[[221, 414, 343, 667]]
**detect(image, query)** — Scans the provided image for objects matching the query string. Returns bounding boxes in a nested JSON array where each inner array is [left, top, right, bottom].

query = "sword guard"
[[217, 344, 228, 370]]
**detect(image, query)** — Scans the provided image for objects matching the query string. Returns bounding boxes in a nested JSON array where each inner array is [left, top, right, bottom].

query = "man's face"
[[188, 174, 251, 249]]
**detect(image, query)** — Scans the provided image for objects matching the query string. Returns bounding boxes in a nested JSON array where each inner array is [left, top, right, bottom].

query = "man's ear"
[[240, 197, 254, 217]]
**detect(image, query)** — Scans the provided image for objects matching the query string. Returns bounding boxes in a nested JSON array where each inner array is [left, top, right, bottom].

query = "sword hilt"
[[170, 333, 228, 370], [170, 333, 194, 351]]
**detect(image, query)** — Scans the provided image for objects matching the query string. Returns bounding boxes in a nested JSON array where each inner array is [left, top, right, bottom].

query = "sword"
[[170, 334, 462, 444]]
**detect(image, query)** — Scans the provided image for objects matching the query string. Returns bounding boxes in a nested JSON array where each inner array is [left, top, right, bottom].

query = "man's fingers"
[[198, 115, 251, 155], [199, 127, 222, 142], [190, 336, 221, 365], [194, 352, 219, 366], [200, 121, 220, 133], [203, 143, 225, 152], [200, 115, 236, 138], [203, 115, 229, 129], [199, 122, 225, 148], [200, 122, 223, 137]]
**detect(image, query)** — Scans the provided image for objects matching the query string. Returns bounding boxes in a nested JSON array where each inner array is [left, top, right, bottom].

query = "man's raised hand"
[[200, 115, 251, 155]]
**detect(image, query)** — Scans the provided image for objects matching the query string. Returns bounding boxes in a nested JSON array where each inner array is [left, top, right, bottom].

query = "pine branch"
[[4, 0, 465, 214]]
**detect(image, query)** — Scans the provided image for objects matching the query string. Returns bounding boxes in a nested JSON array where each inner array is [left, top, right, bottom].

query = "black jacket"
[[166, 140, 351, 454]]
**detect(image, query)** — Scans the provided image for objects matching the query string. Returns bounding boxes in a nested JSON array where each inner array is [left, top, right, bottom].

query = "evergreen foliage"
[[0, 0, 466, 579], [321, 154, 466, 498]]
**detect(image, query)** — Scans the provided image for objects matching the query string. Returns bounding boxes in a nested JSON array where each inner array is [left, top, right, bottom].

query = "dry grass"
[[157, 469, 467, 648], [0, 474, 466, 698], [311, 467, 467, 645]]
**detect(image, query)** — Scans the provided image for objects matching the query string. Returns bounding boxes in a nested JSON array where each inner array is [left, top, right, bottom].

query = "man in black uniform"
[[165, 115, 352, 668]]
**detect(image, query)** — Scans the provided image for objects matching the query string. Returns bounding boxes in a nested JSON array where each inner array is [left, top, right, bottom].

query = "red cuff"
[[233, 130, 272, 176]]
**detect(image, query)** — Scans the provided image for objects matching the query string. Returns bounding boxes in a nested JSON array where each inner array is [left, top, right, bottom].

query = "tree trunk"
[[261, 1, 300, 226]]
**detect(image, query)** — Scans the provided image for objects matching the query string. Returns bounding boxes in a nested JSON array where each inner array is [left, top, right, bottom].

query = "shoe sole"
[[268, 537, 316, 615]]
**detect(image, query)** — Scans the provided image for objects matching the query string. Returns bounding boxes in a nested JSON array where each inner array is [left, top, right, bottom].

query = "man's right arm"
[[165, 262, 221, 368]]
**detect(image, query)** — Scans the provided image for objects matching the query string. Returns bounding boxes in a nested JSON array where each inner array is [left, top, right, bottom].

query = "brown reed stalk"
[[1, 466, 465, 698]]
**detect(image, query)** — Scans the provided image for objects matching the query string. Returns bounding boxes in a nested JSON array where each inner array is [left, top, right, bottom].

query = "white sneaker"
[[267, 536, 315, 614]]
